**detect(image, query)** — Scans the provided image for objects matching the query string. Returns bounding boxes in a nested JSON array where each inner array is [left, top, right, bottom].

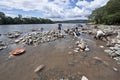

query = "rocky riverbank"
[[0, 24, 120, 80], [78, 24, 120, 65]]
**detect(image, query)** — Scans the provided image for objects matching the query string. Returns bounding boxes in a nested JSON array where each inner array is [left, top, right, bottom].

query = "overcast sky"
[[0, 0, 109, 21]]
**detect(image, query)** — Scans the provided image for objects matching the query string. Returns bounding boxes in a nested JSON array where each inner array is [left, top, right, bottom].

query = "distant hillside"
[[55, 20, 88, 23], [0, 12, 54, 25], [89, 0, 120, 25]]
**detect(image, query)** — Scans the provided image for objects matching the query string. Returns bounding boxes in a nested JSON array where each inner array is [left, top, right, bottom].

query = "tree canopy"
[[0, 12, 54, 25], [89, 0, 120, 25]]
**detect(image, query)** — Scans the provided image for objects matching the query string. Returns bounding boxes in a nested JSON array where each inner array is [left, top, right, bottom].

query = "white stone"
[[113, 67, 118, 72], [104, 49, 112, 53], [99, 46, 104, 48], [85, 48, 90, 51], [74, 49, 79, 53], [81, 76, 88, 80]]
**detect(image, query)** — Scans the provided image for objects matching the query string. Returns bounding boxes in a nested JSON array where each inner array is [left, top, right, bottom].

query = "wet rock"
[[0, 41, 7, 50], [104, 49, 112, 53], [85, 48, 90, 51], [15, 30, 65, 46], [75, 41, 80, 45], [109, 47, 115, 50], [112, 67, 118, 72], [81, 76, 88, 80], [99, 46, 104, 48], [113, 57, 120, 61], [68, 62, 75, 66], [106, 41, 114, 47], [8, 54, 15, 59], [74, 49, 79, 53], [78, 39, 87, 50], [10, 48, 25, 55], [60, 78, 69, 80], [93, 57, 102, 62], [34, 64, 45, 73], [5, 31, 22, 38]]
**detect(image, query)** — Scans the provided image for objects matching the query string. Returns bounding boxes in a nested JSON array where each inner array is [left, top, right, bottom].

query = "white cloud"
[[0, 0, 109, 20], [76, 0, 109, 10]]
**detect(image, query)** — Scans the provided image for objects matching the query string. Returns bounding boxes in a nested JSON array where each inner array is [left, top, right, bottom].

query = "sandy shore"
[[0, 24, 120, 80]]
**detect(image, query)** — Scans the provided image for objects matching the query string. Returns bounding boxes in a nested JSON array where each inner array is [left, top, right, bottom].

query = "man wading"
[[58, 23, 62, 33]]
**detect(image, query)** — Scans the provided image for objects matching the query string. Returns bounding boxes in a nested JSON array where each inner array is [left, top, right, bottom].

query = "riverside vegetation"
[[89, 0, 120, 25], [0, 12, 53, 24]]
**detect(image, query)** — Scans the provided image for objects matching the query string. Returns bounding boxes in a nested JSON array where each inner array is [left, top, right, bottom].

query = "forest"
[[89, 0, 120, 25], [0, 12, 54, 24]]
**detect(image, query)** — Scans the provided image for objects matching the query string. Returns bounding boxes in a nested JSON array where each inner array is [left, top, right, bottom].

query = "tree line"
[[0, 12, 54, 24], [89, 0, 120, 25]]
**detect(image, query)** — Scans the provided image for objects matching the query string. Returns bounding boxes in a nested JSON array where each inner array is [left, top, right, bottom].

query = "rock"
[[68, 52, 73, 55], [115, 51, 120, 56], [15, 39, 20, 43], [104, 49, 112, 53], [74, 49, 79, 53], [8, 54, 15, 59], [113, 57, 120, 61], [5, 31, 22, 38], [115, 44, 120, 48], [93, 57, 102, 61], [113, 67, 118, 72], [78, 43, 86, 50], [81, 76, 88, 80], [99, 46, 104, 48], [75, 41, 80, 45], [85, 48, 90, 51], [34, 64, 45, 73], [111, 39, 117, 44], [0, 41, 7, 50], [75, 48, 80, 50], [10, 48, 25, 55], [15, 30, 66, 46], [93, 56, 109, 66]]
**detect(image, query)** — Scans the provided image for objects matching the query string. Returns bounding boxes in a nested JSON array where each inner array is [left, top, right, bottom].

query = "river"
[[0, 24, 120, 80]]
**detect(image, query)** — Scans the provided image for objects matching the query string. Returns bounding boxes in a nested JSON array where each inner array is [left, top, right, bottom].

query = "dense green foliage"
[[89, 0, 120, 25], [0, 12, 53, 24], [55, 20, 88, 23]]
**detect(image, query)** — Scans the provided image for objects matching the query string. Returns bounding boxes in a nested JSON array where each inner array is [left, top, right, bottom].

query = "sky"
[[0, 0, 109, 21]]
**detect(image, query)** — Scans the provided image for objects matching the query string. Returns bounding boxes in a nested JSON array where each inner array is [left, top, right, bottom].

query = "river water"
[[0, 24, 120, 80]]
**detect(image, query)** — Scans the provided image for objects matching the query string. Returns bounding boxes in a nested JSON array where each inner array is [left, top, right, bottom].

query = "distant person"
[[73, 27, 80, 38], [94, 30, 108, 41], [75, 27, 80, 36], [58, 23, 62, 33]]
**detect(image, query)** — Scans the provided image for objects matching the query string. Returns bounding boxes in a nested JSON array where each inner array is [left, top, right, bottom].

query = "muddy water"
[[0, 24, 120, 80]]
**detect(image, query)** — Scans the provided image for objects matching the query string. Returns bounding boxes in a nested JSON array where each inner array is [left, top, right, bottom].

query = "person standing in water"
[[58, 23, 62, 33]]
